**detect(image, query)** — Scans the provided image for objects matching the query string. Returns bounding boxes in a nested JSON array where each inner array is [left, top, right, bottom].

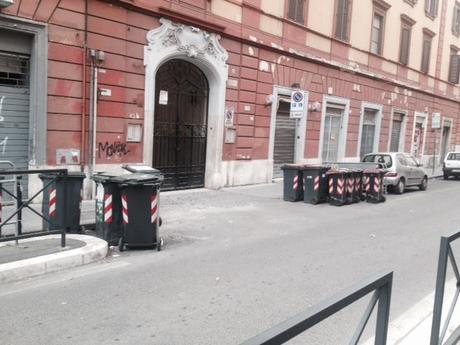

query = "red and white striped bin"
[[326, 170, 348, 206], [363, 169, 386, 204], [281, 164, 305, 202], [112, 171, 164, 252]]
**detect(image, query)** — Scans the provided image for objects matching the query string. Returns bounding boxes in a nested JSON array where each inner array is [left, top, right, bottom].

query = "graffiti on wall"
[[0, 137, 7, 155], [98, 141, 130, 158]]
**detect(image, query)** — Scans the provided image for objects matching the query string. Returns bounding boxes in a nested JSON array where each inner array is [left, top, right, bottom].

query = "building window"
[[322, 106, 343, 162], [453, 2, 460, 36], [360, 109, 378, 158], [371, 13, 384, 54], [399, 16, 415, 65], [390, 112, 405, 152], [404, 0, 417, 6], [448, 47, 460, 84], [425, 0, 439, 18], [334, 0, 352, 41], [287, 0, 305, 24], [421, 30, 434, 74]]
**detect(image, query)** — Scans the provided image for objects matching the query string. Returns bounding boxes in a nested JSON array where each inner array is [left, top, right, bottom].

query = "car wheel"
[[419, 177, 428, 191], [395, 178, 405, 194]]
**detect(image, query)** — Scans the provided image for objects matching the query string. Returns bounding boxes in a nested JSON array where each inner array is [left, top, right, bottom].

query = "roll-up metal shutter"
[[273, 100, 296, 178], [0, 52, 30, 198]]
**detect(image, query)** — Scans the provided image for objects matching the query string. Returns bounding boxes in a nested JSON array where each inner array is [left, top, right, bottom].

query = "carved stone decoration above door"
[[146, 18, 228, 66]]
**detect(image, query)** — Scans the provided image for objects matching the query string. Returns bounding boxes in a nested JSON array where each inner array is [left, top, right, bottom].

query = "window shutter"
[[399, 28, 410, 65], [453, 6, 460, 35], [449, 55, 460, 84], [335, 0, 344, 39], [343, 0, 350, 41], [288, 0, 297, 21], [296, 0, 304, 24], [421, 39, 431, 73], [425, 0, 430, 12]]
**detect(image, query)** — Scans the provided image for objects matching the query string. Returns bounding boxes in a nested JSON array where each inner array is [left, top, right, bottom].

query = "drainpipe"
[[80, 0, 88, 172], [88, 50, 104, 197], [92, 62, 99, 175]]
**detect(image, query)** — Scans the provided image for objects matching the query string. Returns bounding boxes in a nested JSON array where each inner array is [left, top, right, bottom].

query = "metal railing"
[[240, 271, 393, 345], [430, 232, 460, 345], [0, 168, 69, 247]]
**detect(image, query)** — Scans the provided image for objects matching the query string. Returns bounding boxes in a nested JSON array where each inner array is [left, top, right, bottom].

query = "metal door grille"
[[153, 60, 208, 191], [0, 52, 29, 87]]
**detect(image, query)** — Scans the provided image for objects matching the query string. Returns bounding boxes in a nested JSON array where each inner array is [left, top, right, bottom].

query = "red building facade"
[[0, 0, 459, 195]]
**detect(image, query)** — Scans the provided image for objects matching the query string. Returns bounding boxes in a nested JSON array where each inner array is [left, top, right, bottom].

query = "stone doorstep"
[[0, 234, 108, 284]]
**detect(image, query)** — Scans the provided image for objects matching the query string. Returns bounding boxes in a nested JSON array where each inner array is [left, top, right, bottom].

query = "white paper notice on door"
[[159, 90, 168, 105]]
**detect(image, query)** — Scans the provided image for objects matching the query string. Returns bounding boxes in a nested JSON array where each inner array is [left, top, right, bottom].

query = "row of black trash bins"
[[40, 165, 164, 251], [281, 164, 387, 206]]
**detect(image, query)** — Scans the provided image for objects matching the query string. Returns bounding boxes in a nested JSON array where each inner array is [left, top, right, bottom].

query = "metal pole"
[[432, 129, 437, 176], [374, 281, 392, 345], [16, 176, 22, 237], [430, 237, 449, 345], [61, 171, 68, 248]]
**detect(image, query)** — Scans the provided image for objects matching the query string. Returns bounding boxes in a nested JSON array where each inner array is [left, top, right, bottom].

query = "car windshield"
[[362, 154, 393, 168], [447, 153, 460, 160]]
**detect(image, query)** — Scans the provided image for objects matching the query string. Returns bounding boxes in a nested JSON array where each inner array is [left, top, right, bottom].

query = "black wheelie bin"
[[92, 173, 122, 246], [112, 170, 164, 251], [40, 171, 86, 232]]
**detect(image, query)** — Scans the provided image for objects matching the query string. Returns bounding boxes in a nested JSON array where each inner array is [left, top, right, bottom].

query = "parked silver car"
[[362, 152, 428, 194]]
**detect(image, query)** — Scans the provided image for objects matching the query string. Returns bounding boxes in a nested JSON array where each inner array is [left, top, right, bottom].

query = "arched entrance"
[[153, 59, 209, 190]]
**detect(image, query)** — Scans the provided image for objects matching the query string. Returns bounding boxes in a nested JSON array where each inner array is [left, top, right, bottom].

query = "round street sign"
[[292, 91, 303, 103]]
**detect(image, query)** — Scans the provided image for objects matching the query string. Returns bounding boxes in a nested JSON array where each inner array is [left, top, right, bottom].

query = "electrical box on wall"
[[127, 124, 142, 142], [56, 149, 80, 165], [0, 0, 14, 8], [225, 127, 236, 144]]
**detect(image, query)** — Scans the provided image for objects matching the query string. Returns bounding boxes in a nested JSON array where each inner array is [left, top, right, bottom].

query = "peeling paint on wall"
[[259, 61, 269, 72]]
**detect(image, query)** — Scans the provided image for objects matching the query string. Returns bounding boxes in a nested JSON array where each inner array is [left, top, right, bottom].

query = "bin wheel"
[[157, 237, 163, 252], [118, 237, 125, 252]]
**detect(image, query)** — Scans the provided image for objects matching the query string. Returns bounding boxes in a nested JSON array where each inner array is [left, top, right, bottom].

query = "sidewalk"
[[427, 166, 443, 179], [0, 234, 108, 283]]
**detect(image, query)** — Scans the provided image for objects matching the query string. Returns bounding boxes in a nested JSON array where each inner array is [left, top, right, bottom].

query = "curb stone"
[[0, 234, 108, 283]]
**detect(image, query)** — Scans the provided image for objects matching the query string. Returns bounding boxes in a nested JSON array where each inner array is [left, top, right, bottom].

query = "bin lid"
[[122, 165, 161, 175], [91, 173, 116, 183], [111, 173, 164, 186], [39, 171, 86, 179], [326, 169, 346, 175], [301, 165, 330, 170], [281, 164, 306, 170]]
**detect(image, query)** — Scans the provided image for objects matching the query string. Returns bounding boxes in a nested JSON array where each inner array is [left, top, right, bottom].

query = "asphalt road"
[[1, 178, 459, 345]]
